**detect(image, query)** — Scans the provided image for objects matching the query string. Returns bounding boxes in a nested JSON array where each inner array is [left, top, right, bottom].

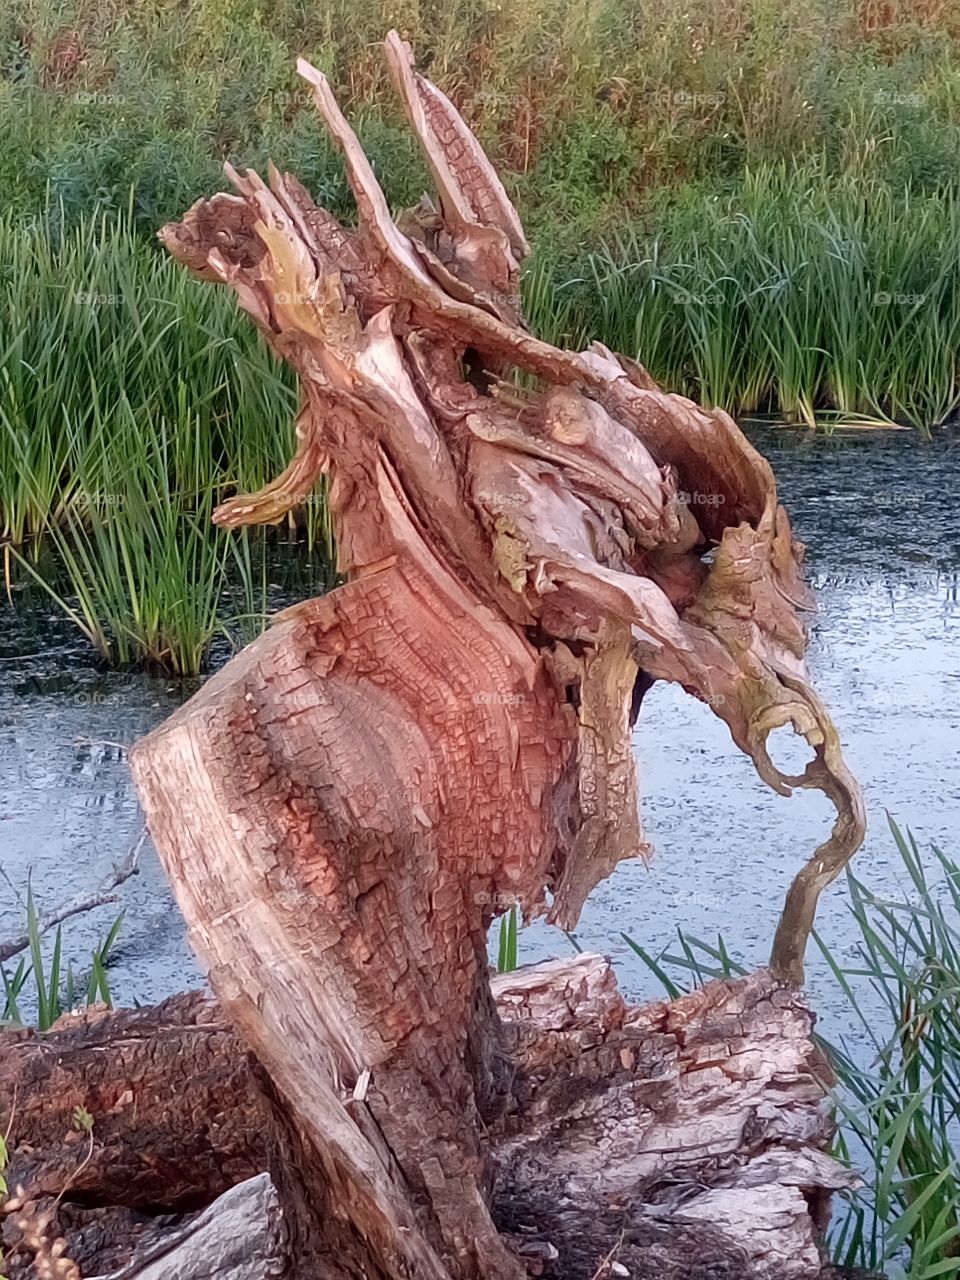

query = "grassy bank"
[[2, 0, 960, 240], [2, 163, 959, 670], [2, 0, 960, 668], [0, 207, 334, 673], [4, 0, 960, 428], [538, 162, 960, 428]]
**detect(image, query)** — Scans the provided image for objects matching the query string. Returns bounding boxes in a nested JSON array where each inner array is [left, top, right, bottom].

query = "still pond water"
[[1, 426, 958, 1044]]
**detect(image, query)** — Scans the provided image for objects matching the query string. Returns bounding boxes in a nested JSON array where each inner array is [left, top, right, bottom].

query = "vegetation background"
[[2, 0, 960, 660], [3, 0, 960, 239], [2, 5, 960, 1276]]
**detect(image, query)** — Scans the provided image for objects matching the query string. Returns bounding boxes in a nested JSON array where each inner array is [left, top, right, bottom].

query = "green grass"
[[0, 201, 300, 546], [627, 815, 960, 1280], [2, 891, 123, 1031], [497, 904, 519, 974], [3, 163, 958, 670], [15, 483, 230, 675], [541, 161, 960, 431], [2, 0, 960, 240], [0, 205, 331, 673]]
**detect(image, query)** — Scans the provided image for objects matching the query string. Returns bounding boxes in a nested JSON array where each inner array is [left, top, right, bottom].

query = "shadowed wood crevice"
[[123, 29, 867, 1280]]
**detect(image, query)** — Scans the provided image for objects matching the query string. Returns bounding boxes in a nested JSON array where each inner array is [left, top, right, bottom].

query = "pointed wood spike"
[[383, 31, 529, 260]]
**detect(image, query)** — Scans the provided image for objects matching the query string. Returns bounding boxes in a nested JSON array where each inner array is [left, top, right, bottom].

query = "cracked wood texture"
[[2, 962, 866, 1280], [0, 994, 265, 1212], [129, 30, 867, 1280]]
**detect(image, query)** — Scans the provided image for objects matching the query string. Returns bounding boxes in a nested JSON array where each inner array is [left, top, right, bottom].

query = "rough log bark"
[[3, 960, 863, 1279], [489, 959, 855, 1278], [0, 994, 264, 1209], [125, 29, 867, 1280]]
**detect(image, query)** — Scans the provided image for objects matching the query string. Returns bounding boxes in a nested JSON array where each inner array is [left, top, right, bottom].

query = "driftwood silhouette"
[[120, 30, 865, 1280]]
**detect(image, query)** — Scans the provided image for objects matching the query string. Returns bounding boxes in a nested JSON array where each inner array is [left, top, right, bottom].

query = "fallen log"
[[4, 959, 859, 1277], [0, 993, 264, 1210], [492, 959, 858, 1279], [117, 28, 866, 1280]]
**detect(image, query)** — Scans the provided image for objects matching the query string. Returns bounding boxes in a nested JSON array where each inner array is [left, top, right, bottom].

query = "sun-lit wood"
[[126, 30, 865, 1278]]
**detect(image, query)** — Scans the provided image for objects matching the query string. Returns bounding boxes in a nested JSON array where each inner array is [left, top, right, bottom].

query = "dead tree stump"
[[128, 30, 866, 1280]]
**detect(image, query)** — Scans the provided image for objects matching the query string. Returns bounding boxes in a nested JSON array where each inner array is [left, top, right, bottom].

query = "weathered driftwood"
[[125, 29, 866, 1280], [3, 959, 861, 1278], [490, 958, 860, 1279], [86, 1175, 285, 1280], [34, 1178, 879, 1280]]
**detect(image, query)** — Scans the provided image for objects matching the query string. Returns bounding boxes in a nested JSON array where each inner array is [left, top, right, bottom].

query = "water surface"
[[1, 427, 957, 1041]]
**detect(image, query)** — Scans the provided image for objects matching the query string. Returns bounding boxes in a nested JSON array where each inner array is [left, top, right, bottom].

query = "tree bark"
[[3, 961, 861, 1279], [0, 994, 264, 1209], [125, 28, 867, 1280]]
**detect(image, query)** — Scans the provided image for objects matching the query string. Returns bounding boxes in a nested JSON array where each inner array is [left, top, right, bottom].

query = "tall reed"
[[564, 162, 960, 431], [0, 204, 301, 548], [0, 206, 329, 672], [2, 892, 122, 1030], [3, 0, 959, 239], [3, 166, 958, 672]]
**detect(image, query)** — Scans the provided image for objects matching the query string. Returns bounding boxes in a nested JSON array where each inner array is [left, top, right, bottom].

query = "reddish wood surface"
[[123, 29, 866, 1280]]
